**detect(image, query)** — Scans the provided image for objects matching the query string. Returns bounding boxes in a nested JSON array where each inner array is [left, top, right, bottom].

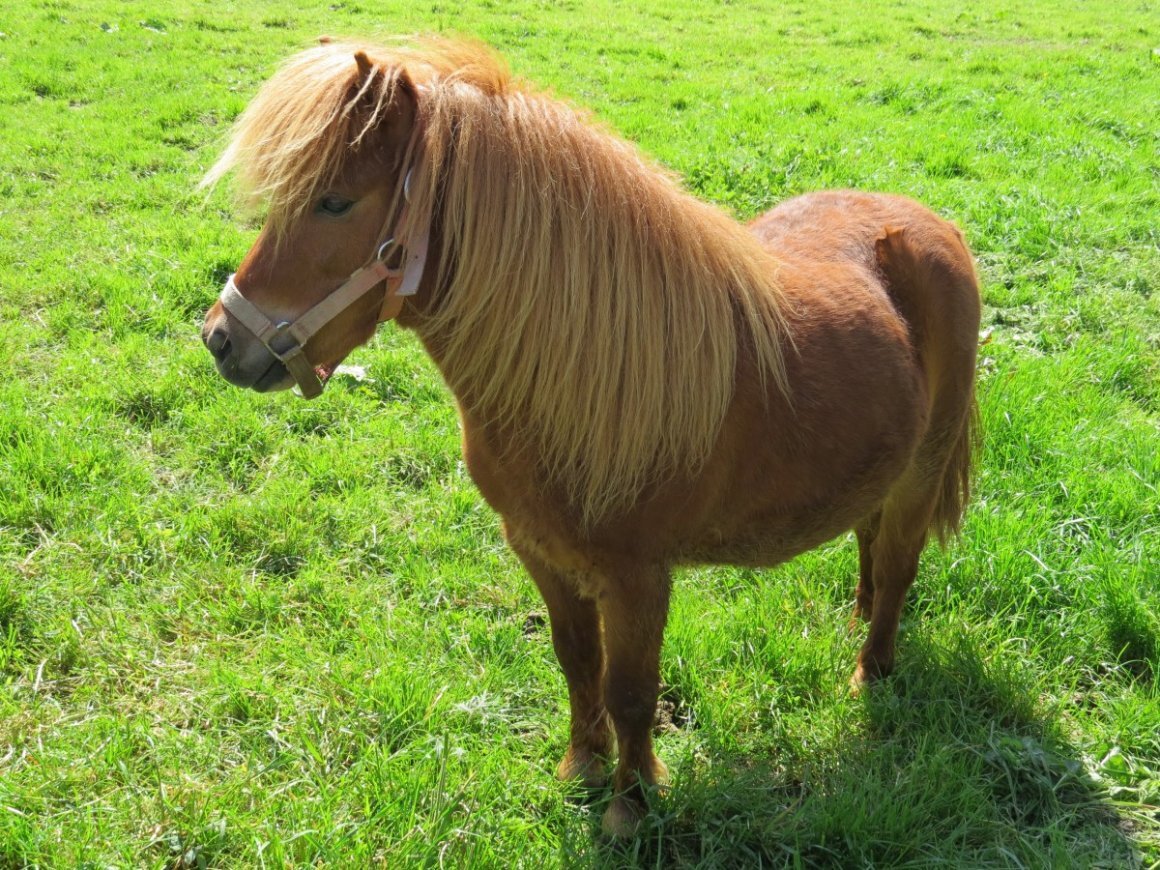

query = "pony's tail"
[[931, 390, 979, 545], [876, 221, 981, 548]]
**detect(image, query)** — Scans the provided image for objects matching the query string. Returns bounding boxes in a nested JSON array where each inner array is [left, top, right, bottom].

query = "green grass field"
[[1, 0, 1158, 865]]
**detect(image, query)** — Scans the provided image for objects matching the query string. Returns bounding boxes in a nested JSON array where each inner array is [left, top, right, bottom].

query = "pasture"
[[1, 0, 1158, 865]]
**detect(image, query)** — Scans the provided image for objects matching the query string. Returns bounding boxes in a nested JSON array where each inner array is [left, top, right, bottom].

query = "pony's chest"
[[458, 413, 642, 594], [458, 412, 539, 520]]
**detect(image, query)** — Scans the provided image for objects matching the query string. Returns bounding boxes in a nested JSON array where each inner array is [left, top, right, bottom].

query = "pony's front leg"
[[599, 564, 671, 837], [510, 543, 612, 788]]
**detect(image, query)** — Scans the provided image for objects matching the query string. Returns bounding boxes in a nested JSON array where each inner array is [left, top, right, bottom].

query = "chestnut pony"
[[201, 39, 980, 835]]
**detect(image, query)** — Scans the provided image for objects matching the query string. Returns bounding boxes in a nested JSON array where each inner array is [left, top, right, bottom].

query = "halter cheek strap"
[[218, 183, 431, 399]]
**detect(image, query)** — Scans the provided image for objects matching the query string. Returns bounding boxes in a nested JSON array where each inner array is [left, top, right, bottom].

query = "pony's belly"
[[681, 516, 846, 568], [677, 476, 889, 568]]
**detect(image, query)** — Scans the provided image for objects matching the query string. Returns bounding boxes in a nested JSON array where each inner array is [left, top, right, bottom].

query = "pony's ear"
[[354, 50, 374, 82], [351, 50, 417, 118], [348, 51, 418, 161]]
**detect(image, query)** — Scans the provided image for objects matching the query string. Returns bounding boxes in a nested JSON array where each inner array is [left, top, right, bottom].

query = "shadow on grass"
[[563, 631, 1142, 868]]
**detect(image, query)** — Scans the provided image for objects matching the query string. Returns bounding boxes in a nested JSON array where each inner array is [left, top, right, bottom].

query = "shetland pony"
[[200, 38, 980, 836]]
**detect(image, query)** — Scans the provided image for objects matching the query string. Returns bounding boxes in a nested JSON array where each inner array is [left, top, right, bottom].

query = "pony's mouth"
[[313, 352, 353, 388], [245, 352, 348, 395], [252, 362, 339, 393], [251, 359, 293, 392]]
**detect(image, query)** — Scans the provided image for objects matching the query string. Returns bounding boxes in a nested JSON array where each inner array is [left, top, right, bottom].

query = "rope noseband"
[[218, 170, 430, 399]]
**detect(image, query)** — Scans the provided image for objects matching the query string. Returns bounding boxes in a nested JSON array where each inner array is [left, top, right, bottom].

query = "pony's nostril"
[[205, 327, 232, 362]]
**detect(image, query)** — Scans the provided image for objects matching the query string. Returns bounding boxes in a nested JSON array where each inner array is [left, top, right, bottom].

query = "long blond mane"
[[207, 38, 793, 526]]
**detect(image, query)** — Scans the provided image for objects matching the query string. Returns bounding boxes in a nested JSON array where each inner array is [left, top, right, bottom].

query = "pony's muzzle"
[[201, 303, 295, 392]]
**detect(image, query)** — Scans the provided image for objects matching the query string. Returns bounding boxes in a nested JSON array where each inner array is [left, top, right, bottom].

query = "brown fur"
[[201, 39, 981, 836]]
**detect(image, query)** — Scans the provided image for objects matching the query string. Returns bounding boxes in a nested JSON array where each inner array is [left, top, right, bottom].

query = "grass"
[[1, 0, 1158, 865]]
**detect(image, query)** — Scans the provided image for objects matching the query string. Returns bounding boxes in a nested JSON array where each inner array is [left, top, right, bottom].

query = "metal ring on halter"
[[378, 238, 410, 276], [376, 238, 398, 263]]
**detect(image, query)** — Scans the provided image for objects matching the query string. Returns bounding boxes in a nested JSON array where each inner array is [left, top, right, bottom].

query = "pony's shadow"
[[566, 630, 1140, 868]]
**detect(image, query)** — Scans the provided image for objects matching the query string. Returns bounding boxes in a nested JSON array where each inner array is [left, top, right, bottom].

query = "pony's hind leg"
[[511, 545, 612, 788], [853, 531, 923, 685], [852, 475, 938, 685], [854, 412, 976, 684], [598, 564, 672, 837], [852, 510, 882, 623]]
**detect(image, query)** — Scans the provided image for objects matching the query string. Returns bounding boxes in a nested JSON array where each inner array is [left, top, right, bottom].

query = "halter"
[[218, 168, 430, 399]]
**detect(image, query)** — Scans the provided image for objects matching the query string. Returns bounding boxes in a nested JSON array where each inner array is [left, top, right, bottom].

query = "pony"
[[200, 38, 980, 836]]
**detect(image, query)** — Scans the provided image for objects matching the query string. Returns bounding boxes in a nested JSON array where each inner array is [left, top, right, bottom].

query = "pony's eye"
[[316, 194, 354, 217]]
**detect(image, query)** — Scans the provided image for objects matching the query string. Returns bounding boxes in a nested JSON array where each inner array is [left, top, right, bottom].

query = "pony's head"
[[200, 42, 425, 395]]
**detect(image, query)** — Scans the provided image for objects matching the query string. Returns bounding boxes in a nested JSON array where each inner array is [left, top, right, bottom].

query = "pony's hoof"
[[649, 756, 671, 788], [848, 669, 867, 695], [601, 795, 644, 838], [850, 658, 893, 692], [557, 747, 608, 790]]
